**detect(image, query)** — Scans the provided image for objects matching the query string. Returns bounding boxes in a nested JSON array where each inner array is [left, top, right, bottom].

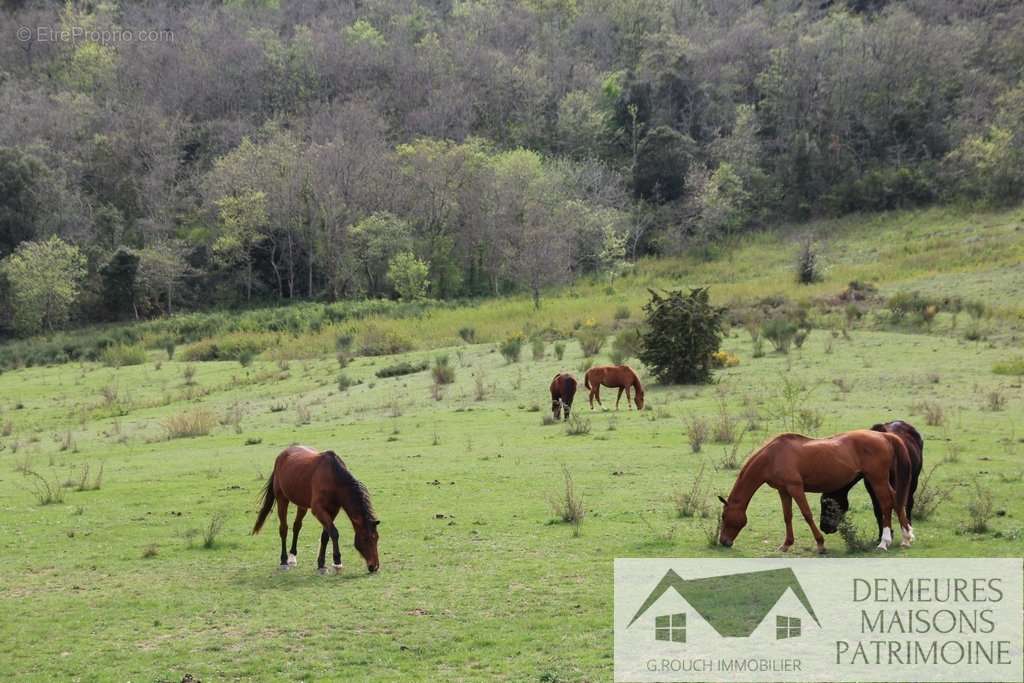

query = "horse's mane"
[[321, 450, 376, 522], [629, 366, 644, 397]]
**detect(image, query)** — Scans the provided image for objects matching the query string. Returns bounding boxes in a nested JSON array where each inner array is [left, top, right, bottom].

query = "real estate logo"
[[614, 558, 1023, 683]]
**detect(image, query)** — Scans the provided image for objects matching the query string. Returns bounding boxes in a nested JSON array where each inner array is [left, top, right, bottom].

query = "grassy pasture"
[[1, 206, 1023, 681]]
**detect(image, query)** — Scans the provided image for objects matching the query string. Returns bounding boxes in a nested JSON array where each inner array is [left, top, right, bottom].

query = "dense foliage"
[[639, 287, 725, 384], [1, 0, 1022, 335]]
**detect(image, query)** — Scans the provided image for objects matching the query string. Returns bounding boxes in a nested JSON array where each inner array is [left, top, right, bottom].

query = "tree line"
[[0, 0, 1021, 336]]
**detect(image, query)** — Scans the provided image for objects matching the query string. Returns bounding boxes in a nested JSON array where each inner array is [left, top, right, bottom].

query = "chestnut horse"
[[252, 445, 380, 573], [820, 420, 924, 539], [718, 430, 913, 553], [584, 365, 645, 411], [549, 373, 577, 421]]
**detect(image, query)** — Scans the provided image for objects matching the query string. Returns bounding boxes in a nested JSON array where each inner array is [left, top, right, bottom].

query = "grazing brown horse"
[[584, 365, 645, 411], [820, 420, 924, 540], [718, 430, 913, 553], [549, 373, 578, 421], [252, 445, 380, 573]]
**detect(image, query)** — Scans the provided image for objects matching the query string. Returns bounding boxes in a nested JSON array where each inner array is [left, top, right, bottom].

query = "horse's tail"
[[251, 468, 277, 535], [584, 369, 592, 390], [888, 434, 912, 523]]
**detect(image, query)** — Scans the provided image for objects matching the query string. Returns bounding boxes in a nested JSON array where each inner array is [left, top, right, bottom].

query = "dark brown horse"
[[820, 420, 924, 539], [253, 445, 380, 573], [584, 365, 645, 411], [718, 430, 913, 553], [549, 373, 577, 421]]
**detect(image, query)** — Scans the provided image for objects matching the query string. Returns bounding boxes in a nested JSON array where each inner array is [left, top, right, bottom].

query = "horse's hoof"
[[318, 566, 334, 575], [278, 564, 291, 571], [816, 545, 827, 555], [876, 543, 890, 551], [287, 553, 297, 566], [333, 563, 344, 572], [777, 543, 792, 553]]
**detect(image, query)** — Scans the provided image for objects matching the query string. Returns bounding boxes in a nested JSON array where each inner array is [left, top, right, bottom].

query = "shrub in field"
[[964, 479, 994, 533], [500, 335, 523, 363], [887, 291, 938, 324], [202, 512, 227, 549], [837, 514, 877, 553], [565, 413, 591, 436], [611, 326, 644, 363], [101, 343, 147, 367], [711, 350, 739, 368], [161, 410, 216, 439], [375, 360, 429, 378], [359, 325, 414, 356], [24, 469, 65, 505], [795, 236, 822, 284], [762, 318, 797, 354], [912, 462, 952, 522], [335, 373, 354, 392], [431, 355, 456, 385], [180, 333, 274, 362], [985, 389, 1006, 412], [639, 288, 724, 384], [686, 417, 709, 453], [531, 338, 545, 361], [554, 341, 566, 360], [793, 328, 810, 349], [458, 326, 476, 343], [674, 462, 711, 518], [913, 400, 945, 426], [614, 305, 631, 320], [576, 326, 606, 357], [549, 465, 585, 536], [993, 357, 1024, 376]]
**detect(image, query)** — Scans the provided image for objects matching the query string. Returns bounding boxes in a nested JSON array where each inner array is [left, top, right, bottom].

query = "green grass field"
[[1, 206, 1023, 681]]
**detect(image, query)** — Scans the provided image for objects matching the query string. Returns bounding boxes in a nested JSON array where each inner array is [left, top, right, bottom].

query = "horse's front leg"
[[625, 386, 633, 410], [777, 490, 794, 552], [789, 486, 826, 553], [615, 387, 624, 409], [288, 506, 306, 566]]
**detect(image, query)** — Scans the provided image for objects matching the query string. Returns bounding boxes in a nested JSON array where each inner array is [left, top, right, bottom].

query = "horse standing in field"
[[819, 420, 924, 540], [717, 429, 913, 553], [252, 445, 380, 573], [584, 365, 645, 411], [549, 373, 578, 421]]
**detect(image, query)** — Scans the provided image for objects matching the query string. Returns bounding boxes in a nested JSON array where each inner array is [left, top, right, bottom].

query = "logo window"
[[776, 615, 801, 639], [655, 613, 686, 642]]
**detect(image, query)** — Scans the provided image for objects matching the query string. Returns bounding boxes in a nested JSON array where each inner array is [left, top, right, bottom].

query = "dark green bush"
[[638, 288, 724, 384], [375, 360, 429, 378]]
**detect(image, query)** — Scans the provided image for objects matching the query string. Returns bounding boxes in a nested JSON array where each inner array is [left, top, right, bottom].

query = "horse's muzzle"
[[368, 563, 379, 573], [719, 538, 733, 548]]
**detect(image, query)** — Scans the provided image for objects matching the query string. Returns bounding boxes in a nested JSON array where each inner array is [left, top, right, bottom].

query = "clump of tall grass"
[[993, 357, 1024, 376], [565, 414, 591, 436], [686, 417, 709, 453], [161, 410, 216, 439], [576, 327, 606, 357], [431, 355, 456, 385], [549, 465, 585, 536], [674, 462, 711, 518], [375, 360, 428, 378], [500, 335, 523, 363], [101, 343, 147, 368]]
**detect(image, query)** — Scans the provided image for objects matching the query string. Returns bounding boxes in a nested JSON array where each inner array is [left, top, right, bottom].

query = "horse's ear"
[[717, 495, 727, 505], [373, 519, 381, 527]]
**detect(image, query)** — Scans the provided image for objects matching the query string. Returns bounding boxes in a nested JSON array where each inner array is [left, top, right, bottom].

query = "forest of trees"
[[0, 0, 1022, 335]]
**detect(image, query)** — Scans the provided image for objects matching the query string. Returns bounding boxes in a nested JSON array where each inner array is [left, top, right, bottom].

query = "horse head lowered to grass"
[[253, 445, 380, 574], [717, 429, 914, 553]]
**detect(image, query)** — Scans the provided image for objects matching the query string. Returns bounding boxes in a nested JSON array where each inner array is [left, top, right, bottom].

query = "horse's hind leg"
[[615, 387, 624, 410], [789, 486, 826, 554], [865, 470, 896, 549], [276, 497, 290, 567], [287, 506, 307, 566], [777, 490, 794, 552]]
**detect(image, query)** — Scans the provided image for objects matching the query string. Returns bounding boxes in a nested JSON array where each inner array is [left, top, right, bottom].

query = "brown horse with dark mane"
[[718, 429, 913, 553], [584, 365, 645, 411], [549, 373, 577, 421], [820, 420, 924, 540], [253, 445, 380, 573]]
